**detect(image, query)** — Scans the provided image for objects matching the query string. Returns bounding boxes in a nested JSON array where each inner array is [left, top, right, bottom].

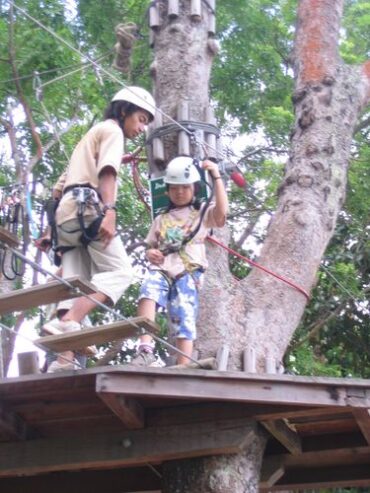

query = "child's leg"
[[137, 297, 156, 346], [176, 338, 193, 365], [169, 271, 202, 365]]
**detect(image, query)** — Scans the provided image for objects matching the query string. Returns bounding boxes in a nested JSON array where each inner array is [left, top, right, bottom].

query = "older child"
[[43, 86, 156, 372], [132, 156, 228, 366]]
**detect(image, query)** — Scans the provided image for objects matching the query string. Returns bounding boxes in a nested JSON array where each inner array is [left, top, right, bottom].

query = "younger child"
[[132, 156, 228, 366]]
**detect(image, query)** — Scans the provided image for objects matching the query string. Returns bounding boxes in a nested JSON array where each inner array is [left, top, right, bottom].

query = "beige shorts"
[[56, 218, 133, 308]]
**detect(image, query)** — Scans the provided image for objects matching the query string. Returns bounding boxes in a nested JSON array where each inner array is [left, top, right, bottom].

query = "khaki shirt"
[[55, 119, 123, 225], [146, 204, 224, 278]]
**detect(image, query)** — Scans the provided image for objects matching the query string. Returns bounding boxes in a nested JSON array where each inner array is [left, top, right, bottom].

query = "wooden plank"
[[0, 404, 30, 441], [265, 446, 370, 468], [265, 464, 370, 490], [260, 419, 302, 455], [255, 406, 348, 422], [260, 457, 285, 489], [34, 317, 159, 353], [0, 276, 96, 315], [97, 393, 145, 429], [352, 408, 370, 444], [0, 467, 161, 493], [0, 226, 19, 247], [0, 418, 255, 477], [96, 370, 370, 408], [17, 351, 40, 375]]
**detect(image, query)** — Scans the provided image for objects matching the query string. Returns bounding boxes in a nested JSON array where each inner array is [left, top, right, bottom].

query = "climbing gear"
[[206, 235, 311, 300], [0, 187, 27, 280], [111, 86, 155, 120], [60, 186, 104, 248], [164, 156, 201, 185], [112, 23, 139, 74]]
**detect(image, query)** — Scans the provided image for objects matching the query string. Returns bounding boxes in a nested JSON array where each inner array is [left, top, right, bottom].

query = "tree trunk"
[[149, 1, 370, 491]]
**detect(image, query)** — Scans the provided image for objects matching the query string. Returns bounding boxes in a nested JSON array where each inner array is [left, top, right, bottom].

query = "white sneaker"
[[47, 359, 79, 373], [42, 318, 97, 356], [43, 318, 81, 335]]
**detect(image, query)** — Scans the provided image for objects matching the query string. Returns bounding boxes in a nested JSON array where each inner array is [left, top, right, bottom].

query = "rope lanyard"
[[206, 235, 311, 300]]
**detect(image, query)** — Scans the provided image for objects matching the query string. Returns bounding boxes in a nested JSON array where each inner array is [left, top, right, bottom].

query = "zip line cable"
[[0, 321, 84, 369], [0, 50, 114, 86], [7, 0, 230, 162]]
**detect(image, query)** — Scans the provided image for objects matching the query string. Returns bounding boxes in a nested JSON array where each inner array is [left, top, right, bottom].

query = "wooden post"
[[17, 351, 40, 375], [149, 29, 155, 49], [216, 345, 229, 371], [208, 0, 216, 35], [0, 330, 4, 378], [205, 106, 218, 160], [243, 347, 256, 373], [190, 0, 202, 21], [168, 0, 179, 19], [152, 111, 165, 165], [149, 2, 161, 29], [178, 101, 190, 155], [265, 356, 277, 374]]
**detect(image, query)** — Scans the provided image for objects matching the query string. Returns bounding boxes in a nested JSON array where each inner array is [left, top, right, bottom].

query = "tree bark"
[[149, 1, 370, 491]]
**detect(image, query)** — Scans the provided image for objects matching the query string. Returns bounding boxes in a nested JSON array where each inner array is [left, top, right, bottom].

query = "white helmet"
[[111, 86, 155, 120], [164, 156, 201, 185]]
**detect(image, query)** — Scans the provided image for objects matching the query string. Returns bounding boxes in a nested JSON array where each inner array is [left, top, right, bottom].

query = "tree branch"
[[8, 2, 43, 171], [294, 0, 344, 87]]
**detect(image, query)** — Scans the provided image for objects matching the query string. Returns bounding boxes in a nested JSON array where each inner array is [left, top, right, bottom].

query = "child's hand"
[[201, 159, 222, 179], [146, 248, 164, 265]]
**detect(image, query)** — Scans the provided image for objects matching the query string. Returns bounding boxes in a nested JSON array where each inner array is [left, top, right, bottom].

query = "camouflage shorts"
[[138, 269, 203, 340]]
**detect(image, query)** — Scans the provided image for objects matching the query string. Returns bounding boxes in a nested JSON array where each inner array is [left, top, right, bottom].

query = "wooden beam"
[[260, 419, 302, 454], [264, 446, 370, 469], [34, 317, 159, 353], [0, 419, 255, 477], [97, 393, 145, 429], [0, 404, 30, 441], [352, 408, 370, 444], [0, 226, 19, 247], [265, 464, 370, 490], [0, 467, 161, 493], [0, 276, 96, 315], [260, 457, 285, 489], [255, 406, 349, 422], [96, 369, 370, 408]]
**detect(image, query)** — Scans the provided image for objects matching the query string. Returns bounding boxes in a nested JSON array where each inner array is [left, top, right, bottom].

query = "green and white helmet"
[[111, 86, 155, 120], [164, 157, 201, 185]]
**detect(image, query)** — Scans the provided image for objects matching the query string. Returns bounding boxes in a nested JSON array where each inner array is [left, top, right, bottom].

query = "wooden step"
[[34, 317, 159, 353], [0, 226, 19, 248], [0, 276, 96, 315]]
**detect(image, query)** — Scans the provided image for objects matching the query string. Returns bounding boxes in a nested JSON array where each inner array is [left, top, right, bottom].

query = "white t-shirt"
[[145, 203, 224, 278], [55, 119, 123, 225]]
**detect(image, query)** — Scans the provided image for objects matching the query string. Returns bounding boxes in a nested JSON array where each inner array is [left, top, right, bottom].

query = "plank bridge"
[[0, 226, 369, 492]]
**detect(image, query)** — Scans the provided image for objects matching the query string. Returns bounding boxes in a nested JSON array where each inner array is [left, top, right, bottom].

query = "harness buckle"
[[72, 187, 99, 205]]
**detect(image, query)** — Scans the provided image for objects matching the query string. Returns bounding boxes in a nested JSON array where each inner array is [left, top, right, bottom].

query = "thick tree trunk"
[[149, 1, 370, 491]]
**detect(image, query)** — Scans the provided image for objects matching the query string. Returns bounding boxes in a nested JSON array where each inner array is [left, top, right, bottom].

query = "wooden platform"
[[0, 226, 19, 248], [0, 276, 96, 315], [0, 367, 369, 491], [35, 317, 160, 353]]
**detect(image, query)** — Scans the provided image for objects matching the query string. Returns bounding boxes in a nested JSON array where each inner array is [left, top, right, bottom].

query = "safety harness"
[[47, 185, 104, 265]]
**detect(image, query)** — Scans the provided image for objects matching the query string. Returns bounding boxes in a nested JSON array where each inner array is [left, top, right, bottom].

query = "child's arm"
[[201, 160, 228, 227]]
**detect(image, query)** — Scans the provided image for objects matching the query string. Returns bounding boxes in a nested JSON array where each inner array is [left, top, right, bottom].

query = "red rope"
[[206, 235, 310, 300]]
